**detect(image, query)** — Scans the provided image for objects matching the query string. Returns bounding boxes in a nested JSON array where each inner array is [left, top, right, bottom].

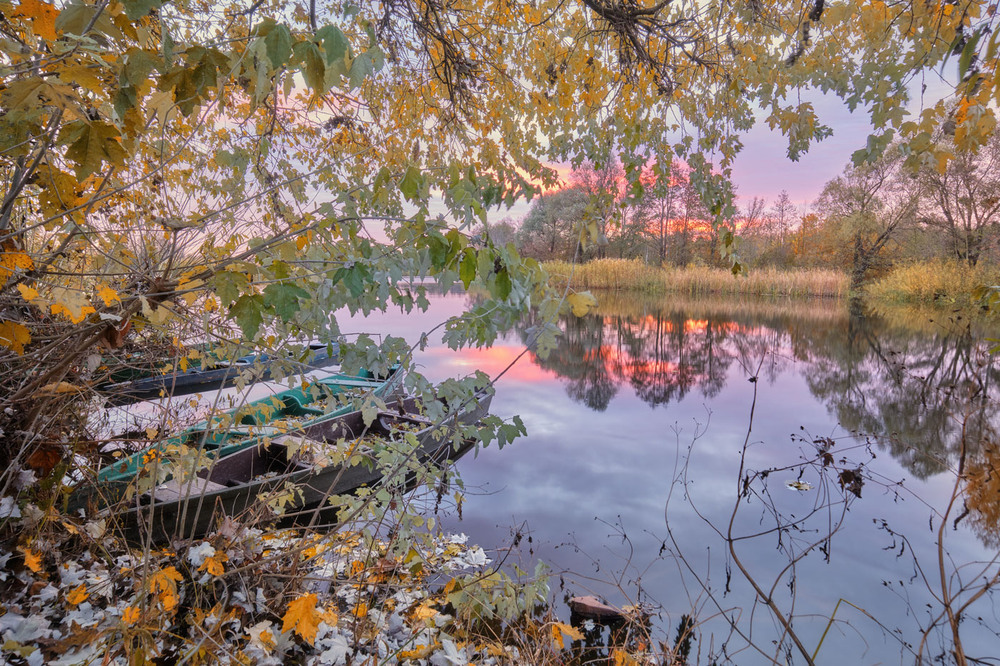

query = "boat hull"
[[106, 391, 492, 542]]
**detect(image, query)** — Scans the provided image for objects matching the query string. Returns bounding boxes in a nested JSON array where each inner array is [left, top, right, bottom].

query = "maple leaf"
[[147, 566, 184, 611], [281, 593, 321, 645], [0, 320, 31, 355], [122, 606, 141, 626], [62, 120, 129, 180], [551, 622, 583, 648], [49, 288, 96, 323], [16, 284, 39, 302], [198, 551, 228, 577], [15, 0, 58, 41], [96, 284, 121, 306], [66, 584, 89, 606], [20, 546, 42, 573]]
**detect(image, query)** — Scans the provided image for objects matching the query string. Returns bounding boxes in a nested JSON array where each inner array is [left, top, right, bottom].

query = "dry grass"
[[864, 259, 1000, 304], [544, 259, 850, 299]]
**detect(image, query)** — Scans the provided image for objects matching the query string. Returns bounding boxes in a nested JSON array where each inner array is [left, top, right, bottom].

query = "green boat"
[[72, 365, 404, 510]]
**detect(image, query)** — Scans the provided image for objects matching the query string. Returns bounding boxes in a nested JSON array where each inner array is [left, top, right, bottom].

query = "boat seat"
[[146, 478, 227, 503]]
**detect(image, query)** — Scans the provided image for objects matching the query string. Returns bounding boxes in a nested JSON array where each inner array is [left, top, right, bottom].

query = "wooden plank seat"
[[146, 477, 228, 503]]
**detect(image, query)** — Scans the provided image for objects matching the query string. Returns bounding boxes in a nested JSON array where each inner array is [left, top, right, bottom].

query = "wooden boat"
[[108, 390, 492, 541], [97, 342, 340, 405], [76, 364, 405, 506]]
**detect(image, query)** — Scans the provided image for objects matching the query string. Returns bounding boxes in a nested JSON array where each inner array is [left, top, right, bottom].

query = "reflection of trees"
[[524, 292, 1000, 488], [519, 294, 800, 410], [801, 304, 1000, 478]]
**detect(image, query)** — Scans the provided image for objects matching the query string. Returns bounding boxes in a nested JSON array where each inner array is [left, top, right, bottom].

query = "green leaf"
[[398, 166, 423, 202], [459, 248, 477, 288], [349, 52, 373, 89], [341, 264, 369, 298], [294, 41, 326, 93], [495, 267, 512, 300], [263, 283, 310, 322], [213, 271, 249, 305], [316, 25, 350, 63], [122, 0, 163, 20], [264, 24, 293, 69], [62, 121, 128, 180], [230, 294, 264, 339], [123, 49, 161, 87]]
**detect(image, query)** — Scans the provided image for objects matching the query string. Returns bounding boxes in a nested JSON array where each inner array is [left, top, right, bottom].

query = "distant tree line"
[[491, 133, 1000, 290]]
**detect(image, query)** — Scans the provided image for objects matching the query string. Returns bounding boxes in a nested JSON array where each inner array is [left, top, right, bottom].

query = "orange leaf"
[[552, 622, 584, 648], [148, 566, 184, 611], [15, 0, 58, 40], [281, 593, 321, 645], [20, 546, 42, 572], [66, 584, 89, 606], [198, 552, 228, 577], [37, 381, 82, 396], [96, 284, 120, 306], [122, 606, 141, 626]]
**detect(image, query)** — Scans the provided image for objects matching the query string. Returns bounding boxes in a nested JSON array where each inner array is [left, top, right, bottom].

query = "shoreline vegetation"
[[544, 258, 999, 305]]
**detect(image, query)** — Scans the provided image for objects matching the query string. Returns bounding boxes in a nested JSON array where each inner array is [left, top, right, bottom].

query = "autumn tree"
[[918, 130, 1000, 266], [569, 159, 625, 260], [516, 187, 591, 261], [815, 147, 918, 289]]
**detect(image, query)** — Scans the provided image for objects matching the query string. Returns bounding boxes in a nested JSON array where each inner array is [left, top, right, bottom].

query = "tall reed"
[[864, 259, 999, 304], [544, 259, 850, 299]]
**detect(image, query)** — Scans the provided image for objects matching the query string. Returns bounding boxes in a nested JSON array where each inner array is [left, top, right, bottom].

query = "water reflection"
[[340, 289, 1000, 663], [522, 292, 1000, 483]]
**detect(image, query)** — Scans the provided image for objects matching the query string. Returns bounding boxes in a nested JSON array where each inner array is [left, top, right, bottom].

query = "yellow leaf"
[[399, 643, 439, 660], [15, 0, 58, 41], [612, 649, 641, 666], [552, 622, 584, 648], [16, 284, 39, 302], [0, 250, 33, 281], [566, 291, 598, 317], [0, 320, 31, 355], [66, 584, 89, 606], [411, 602, 438, 623], [20, 546, 42, 573], [281, 593, 321, 645], [96, 284, 121, 306], [50, 288, 95, 323], [199, 551, 228, 577], [148, 566, 184, 611]]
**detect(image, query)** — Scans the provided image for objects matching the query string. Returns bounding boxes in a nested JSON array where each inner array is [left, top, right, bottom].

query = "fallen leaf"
[[16, 284, 39, 302], [552, 621, 583, 648], [37, 381, 82, 396], [198, 551, 228, 577], [281, 593, 321, 645], [122, 606, 141, 626], [20, 546, 42, 573], [148, 566, 184, 611], [66, 584, 88, 606]]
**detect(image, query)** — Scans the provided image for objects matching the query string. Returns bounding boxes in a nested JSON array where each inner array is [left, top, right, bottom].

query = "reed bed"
[[864, 259, 1000, 304], [544, 259, 850, 299]]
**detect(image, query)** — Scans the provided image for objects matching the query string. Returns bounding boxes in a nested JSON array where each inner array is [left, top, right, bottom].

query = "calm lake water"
[[340, 290, 1000, 665]]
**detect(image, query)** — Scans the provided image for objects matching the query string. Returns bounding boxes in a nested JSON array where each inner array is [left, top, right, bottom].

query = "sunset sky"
[[481, 74, 955, 224]]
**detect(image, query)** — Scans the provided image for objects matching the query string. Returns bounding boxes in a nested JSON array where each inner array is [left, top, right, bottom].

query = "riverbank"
[[544, 258, 999, 305], [544, 259, 849, 298]]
